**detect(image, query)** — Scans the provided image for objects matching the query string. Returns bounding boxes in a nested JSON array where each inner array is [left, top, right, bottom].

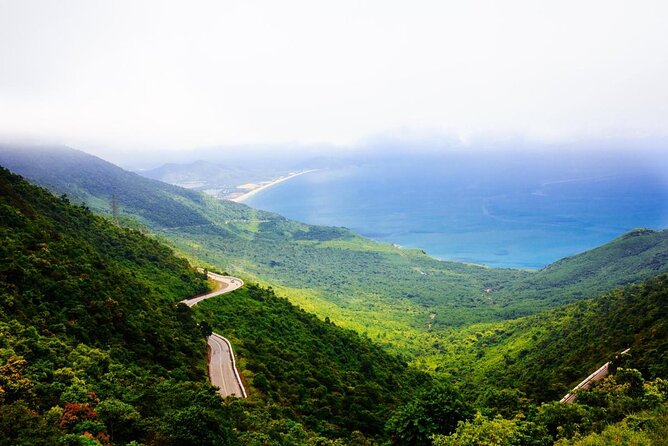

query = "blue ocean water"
[[245, 152, 668, 269]]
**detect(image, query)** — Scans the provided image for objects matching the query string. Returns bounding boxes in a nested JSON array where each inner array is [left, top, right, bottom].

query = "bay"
[[245, 152, 668, 269]]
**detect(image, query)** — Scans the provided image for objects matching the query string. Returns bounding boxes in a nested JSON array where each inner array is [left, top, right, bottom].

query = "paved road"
[[181, 273, 244, 308], [560, 348, 631, 403], [560, 362, 610, 403], [180, 272, 247, 398], [208, 333, 246, 398]]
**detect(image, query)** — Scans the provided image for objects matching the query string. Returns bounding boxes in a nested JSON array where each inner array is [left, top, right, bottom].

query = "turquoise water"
[[246, 153, 668, 269]]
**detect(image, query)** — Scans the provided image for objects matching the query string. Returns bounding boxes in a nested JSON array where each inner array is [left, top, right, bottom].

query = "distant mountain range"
[[137, 154, 357, 200], [140, 160, 285, 198]]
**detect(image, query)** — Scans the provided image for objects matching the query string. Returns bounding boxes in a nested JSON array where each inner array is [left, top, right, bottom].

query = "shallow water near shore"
[[245, 153, 668, 269]]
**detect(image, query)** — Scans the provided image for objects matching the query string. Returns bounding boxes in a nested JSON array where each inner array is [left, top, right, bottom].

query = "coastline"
[[229, 169, 318, 202]]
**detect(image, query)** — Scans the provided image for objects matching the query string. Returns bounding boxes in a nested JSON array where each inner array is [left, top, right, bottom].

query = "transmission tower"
[[111, 195, 119, 225]]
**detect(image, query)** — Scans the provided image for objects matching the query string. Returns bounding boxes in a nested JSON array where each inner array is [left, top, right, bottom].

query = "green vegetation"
[[0, 166, 245, 445], [384, 383, 474, 445], [1, 147, 668, 445], [500, 228, 668, 313], [2, 146, 667, 363], [194, 283, 430, 441], [424, 274, 668, 403], [0, 166, 434, 445], [428, 369, 668, 446]]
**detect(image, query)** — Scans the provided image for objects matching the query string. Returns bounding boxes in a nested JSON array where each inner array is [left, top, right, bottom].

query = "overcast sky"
[[1, 0, 667, 155]]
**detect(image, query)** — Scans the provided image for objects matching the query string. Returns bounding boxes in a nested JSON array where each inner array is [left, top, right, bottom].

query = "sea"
[[245, 151, 668, 269]]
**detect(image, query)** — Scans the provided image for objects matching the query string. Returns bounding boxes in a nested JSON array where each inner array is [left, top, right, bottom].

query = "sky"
[[1, 0, 668, 156]]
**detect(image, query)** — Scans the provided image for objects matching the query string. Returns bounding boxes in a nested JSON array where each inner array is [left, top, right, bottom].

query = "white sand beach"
[[229, 170, 318, 202]]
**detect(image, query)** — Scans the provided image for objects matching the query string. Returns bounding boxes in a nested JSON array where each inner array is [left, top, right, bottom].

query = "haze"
[[1, 0, 668, 157]]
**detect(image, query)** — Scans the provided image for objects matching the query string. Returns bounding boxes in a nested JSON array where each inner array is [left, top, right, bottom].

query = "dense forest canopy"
[[0, 155, 666, 445], [2, 146, 668, 362], [0, 166, 430, 445]]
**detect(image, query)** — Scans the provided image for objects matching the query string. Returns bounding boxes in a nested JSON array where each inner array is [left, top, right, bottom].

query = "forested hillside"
[[0, 158, 667, 445], [431, 274, 668, 402], [498, 228, 668, 315], [0, 166, 236, 444], [382, 275, 668, 445], [195, 283, 431, 442], [0, 166, 436, 445], [2, 145, 668, 362]]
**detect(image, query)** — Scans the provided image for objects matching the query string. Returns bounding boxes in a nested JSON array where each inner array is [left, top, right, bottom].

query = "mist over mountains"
[[1, 143, 668, 444]]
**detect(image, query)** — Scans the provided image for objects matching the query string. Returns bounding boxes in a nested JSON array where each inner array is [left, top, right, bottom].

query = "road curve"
[[181, 272, 244, 308], [180, 272, 247, 398]]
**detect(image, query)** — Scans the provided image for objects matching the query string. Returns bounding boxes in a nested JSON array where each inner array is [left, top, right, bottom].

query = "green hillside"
[[498, 228, 668, 314], [0, 166, 435, 445], [0, 145, 214, 228], [0, 166, 224, 445], [433, 274, 668, 402], [194, 283, 430, 441], [2, 145, 667, 362], [1, 157, 667, 444], [385, 275, 668, 445]]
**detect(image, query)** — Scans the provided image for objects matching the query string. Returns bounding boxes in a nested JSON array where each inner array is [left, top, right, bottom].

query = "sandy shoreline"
[[229, 170, 318, 202]]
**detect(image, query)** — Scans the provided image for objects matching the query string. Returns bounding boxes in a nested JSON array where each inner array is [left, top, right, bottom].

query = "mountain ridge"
[[1, 148, 667, 444], [0, 164, 431, 445], [2, 144, 667, 358]]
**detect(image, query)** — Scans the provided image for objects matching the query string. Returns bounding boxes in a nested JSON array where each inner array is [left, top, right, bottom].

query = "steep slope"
[[0, 145, 215, 228], [0, 166, 432, 445], [497, 228, 668, 314], [195, 283, 430, 440], [0, 166, 209, 362], [440, 274, 668, 402], [2, 145, 668, 359], [0, 167, 236, 445]]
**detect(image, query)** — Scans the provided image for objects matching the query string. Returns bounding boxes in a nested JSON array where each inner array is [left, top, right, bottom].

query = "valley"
[[3, 3, 667, 443], [2, 146, 667, 361], [0, 147, 667, 445]]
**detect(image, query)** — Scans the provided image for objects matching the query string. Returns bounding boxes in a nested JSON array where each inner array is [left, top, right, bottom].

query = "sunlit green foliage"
[[384, 383, 474, 445], [0, 167, 431, 445], [2, 149, 668, 445], [0, 167, 241, 445], [194, 283, 431, 441], [430, 370, 668, 446], [3, 146, 667, 365], [431, 275, 668, 402]]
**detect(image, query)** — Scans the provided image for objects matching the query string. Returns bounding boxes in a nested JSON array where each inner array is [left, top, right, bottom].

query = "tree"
[[96, 399, 141, 444], [386, 383, 473, 445], [432, 413, 519, 446], [199, 320, 213, 337], [0, 356, 33, 404]]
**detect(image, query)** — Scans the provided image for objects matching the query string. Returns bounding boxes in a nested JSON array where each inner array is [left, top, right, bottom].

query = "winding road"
[[180, 272, 247, 398], [182, 272, 244, 308], [560, 348, 631, 404]]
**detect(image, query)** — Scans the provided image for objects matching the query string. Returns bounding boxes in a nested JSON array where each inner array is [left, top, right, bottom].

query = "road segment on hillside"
[[560, 348, 630, 403], [181, 272, 243, 307], [208, 333, 246, 398], [180, 272, 247, 398]]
